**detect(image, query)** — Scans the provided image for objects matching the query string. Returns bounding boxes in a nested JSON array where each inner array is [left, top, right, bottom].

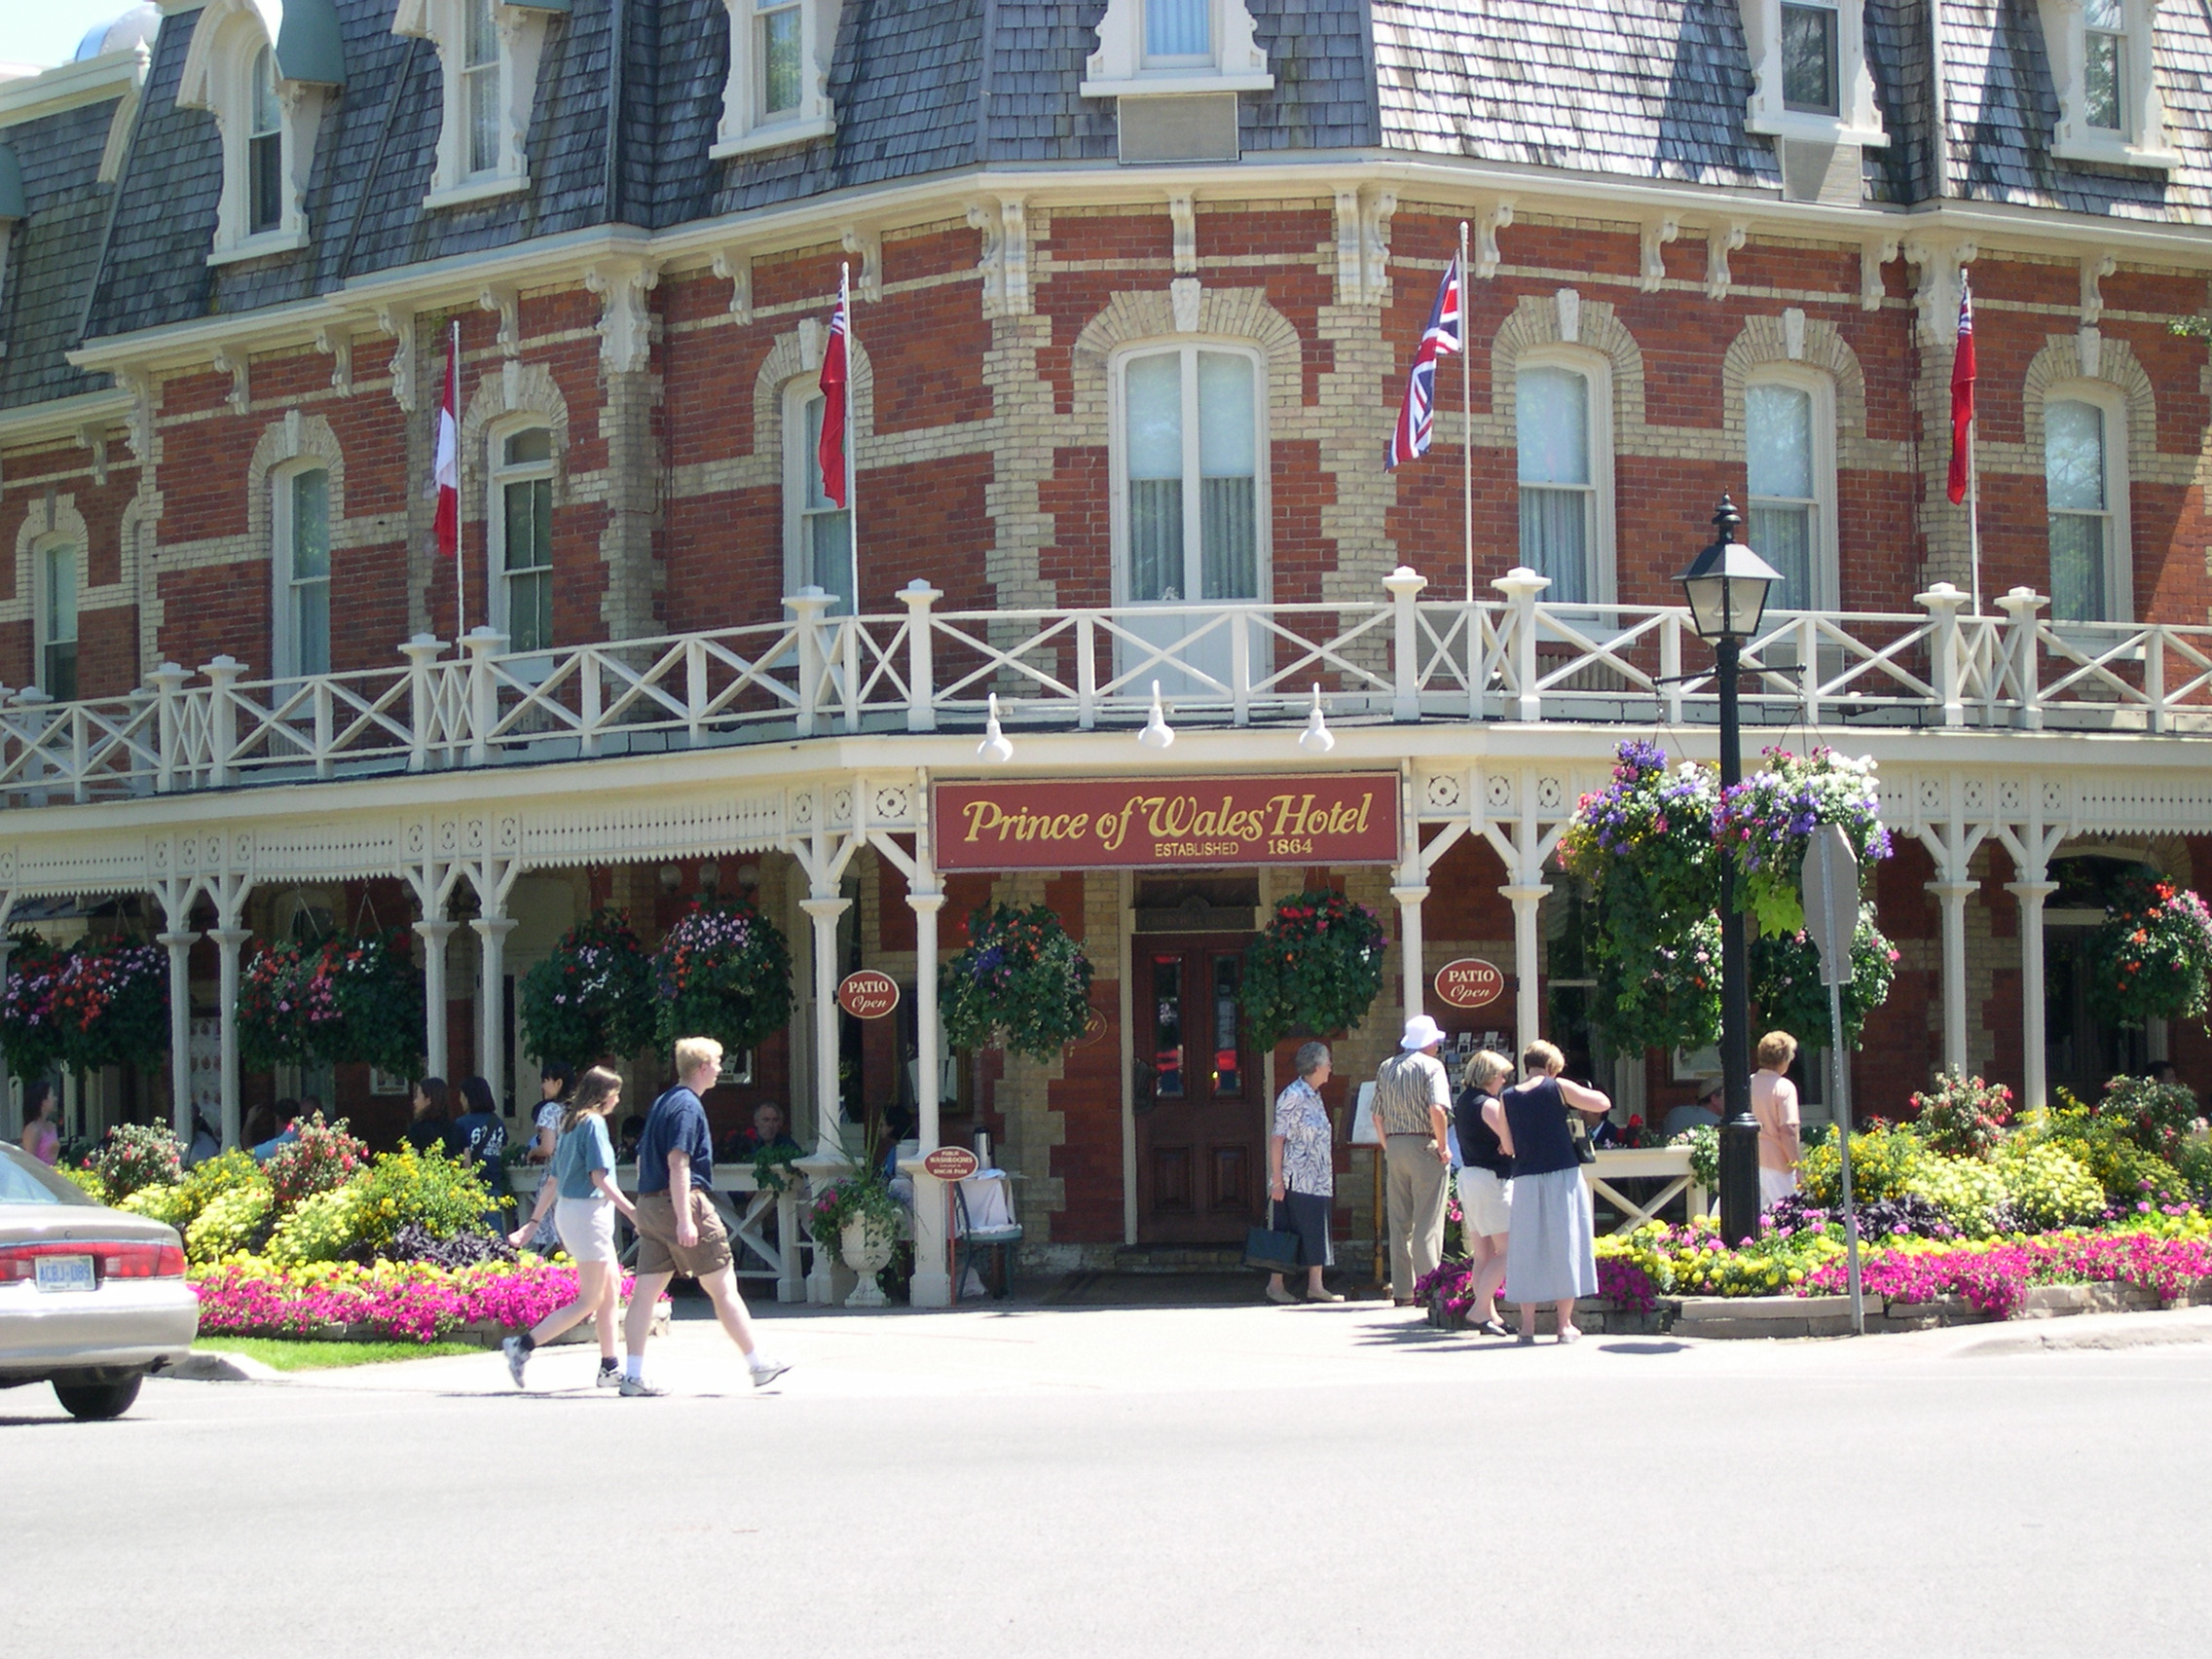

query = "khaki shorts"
[[632, 1189, 732, 1279]]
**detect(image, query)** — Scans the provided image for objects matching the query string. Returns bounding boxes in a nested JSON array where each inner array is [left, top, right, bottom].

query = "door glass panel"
[[1209, 955, 1241, 1097], [1152, 955, 1184, 1100]]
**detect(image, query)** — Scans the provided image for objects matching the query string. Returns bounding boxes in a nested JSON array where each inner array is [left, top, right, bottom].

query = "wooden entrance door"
[[1134, 937, 1263, 1243]]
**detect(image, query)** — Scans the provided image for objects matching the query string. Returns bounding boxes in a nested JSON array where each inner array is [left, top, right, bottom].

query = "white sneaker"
[[748, 1356, 792, 1389], [618, 1374, 667, 1397], [595, 1363, 623, 1388], [501, 1336, 529, 1389]]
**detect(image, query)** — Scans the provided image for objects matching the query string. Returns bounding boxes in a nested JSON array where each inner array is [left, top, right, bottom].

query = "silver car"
[[0, 1144, 200, 1419]]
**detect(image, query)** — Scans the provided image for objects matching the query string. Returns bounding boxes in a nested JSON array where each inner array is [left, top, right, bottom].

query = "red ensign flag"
[[817, 265, 850, 508], [432, 324, 460, 556], [1946, 276, 1975, 507]]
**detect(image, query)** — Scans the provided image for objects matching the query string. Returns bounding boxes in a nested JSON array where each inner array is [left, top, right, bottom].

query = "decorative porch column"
[[209, 928, 252, 1148], [905, 887, 950, 1309], [0, 936, 15, 1137], [157, 931, 197, 1137], [1927, 880, 1975, 1075], [799, 893, 853, 1306], [1502, 884, 1549, 1060], [472, 914, 517, 1104], [2007, 879, 2058, 1112], [1391, 883, 1430, 1023], [415, 920, 456, 1082]]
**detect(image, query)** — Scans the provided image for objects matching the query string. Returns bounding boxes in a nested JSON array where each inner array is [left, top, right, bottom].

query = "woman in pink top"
[[1750, 1031, 1801, 1210], [18, 1082, 59, 1165]]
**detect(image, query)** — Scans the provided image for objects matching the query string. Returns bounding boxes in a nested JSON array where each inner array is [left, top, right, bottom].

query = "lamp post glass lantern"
[[1676, 497, 1780, 1246]]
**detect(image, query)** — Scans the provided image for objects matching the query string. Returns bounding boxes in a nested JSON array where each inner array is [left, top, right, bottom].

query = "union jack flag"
[[1385, 253, 1464, 470]]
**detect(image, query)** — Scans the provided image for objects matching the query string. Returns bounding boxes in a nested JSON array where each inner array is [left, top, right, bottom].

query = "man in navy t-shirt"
[[618, 1035, 791, 1397]]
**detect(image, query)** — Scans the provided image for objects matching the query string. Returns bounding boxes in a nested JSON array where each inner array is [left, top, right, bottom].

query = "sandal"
[[1557, 1325, 1582, 1345], [1476, 1319, 1510, 1339]]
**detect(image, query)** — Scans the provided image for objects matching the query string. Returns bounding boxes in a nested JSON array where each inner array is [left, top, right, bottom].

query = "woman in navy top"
[[1486, 1040, 1611, 1345]]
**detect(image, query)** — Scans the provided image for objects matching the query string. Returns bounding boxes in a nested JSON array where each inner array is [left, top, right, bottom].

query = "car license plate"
[[35, 1255, 95, 1293]]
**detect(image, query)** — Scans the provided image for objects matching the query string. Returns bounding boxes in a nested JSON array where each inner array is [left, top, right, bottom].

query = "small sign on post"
[[836, 969, 901, 1019], [1802, 823, 1864, 1336], [1433, 958, 1505, 1010], [921, 1144, 980, 1182]]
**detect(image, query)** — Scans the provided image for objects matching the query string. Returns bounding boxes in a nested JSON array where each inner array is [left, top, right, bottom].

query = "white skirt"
[[1456, 1166, 1513, 1238], [554, 1195, 618, 1265], [1759, 1166, 1799, 1208], [1503, 1166, 1598, 1304]]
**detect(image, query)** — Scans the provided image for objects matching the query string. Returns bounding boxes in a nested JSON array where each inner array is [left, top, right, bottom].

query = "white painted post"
[[210, 928, 252, 1149], [788, 587, 830, 738], [1502, 884, 1550, 1060], [1995, 586, 2046, 731], [1385, 566, 1427, 721], [900, 579, 940, 732], [1917, 582, 1967, 728], [1076, 613, 1098, 729], [684, 637, 708, 745], [1493, 567, 1549, 723], [1392, 883, 1429, 1023], [799, 893, 852, 1305], [399, 635, 444, 772], [2144, 625, 2167, 735], [159, 931, 197, 1138], [472, 914, 517, 1105], [415, 919, 456, 1082], [906, 887, 949, 1309], [578, 649, 603, 756], [2008, 878, 2058, 1112], [462, 628, 505, 766], [148, 662, 188, 793], [1927, 880, 1975, 1074], [201, 656, 243, 788]]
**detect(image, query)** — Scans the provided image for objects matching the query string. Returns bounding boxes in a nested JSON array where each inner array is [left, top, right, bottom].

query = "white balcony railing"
[[4, 571, 2210, 810]]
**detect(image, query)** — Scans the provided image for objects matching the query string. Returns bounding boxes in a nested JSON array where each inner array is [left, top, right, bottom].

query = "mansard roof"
[[0, 85, 129, 410]]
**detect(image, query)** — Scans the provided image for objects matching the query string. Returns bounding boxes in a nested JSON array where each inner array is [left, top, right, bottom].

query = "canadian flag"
[[432, 323, 460, 556], [1946, 276, 1974, 507], [817, 264, 850, 508]]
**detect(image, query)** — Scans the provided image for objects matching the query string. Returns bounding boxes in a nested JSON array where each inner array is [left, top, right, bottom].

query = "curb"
[[1946, 1308, 2212, 1358], [168, 1350, 282, 1382]]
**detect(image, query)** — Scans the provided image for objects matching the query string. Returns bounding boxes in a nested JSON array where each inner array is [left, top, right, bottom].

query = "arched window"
[[714, 0, 839, 158], [2043, 386, 2131, 624], [272, 465, 332, 679], [783, 379, 854, 614], [1515, 351, 1613, 605], [248, 47, 282, 235], [176, 0, 343, 260], [462, 0, 501, 178], [1113, 342, 1264, 607], [1744, 367, 1837, 612], [33, 537, 79, 701], [490, 426, 555, 652]]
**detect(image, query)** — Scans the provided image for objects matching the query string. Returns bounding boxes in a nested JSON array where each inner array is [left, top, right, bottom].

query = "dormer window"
[[2038, 0, 2178, 168], [1146, 0, 1212, 66], [177, 0, 346, 265], [1737, 0, 1884, 148], [1082, 0, 1273, 95], [1780, 4, 1838, 115], [713, 0, 838, 159], [395, 0, 563, 207]]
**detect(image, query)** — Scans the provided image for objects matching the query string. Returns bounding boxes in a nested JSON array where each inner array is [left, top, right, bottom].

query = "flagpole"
[[1459, 221, 1472, 605], [841, 260, 857, 613], [452, 319, 465, 647], [1967, 417, 1981, 616]]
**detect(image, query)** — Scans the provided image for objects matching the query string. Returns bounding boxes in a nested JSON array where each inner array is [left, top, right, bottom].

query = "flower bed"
[[190, 1258, 649, 1345], [1798, 1224, 2212, 1319]]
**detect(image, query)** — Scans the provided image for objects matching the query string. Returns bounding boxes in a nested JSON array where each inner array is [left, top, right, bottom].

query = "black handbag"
[[1244, 1200, 1305, 1274], [1566, 1111, 1598, 1165]]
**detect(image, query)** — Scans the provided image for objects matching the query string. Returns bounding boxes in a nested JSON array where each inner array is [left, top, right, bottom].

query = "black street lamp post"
[[1676, 498, 1782, 1247]]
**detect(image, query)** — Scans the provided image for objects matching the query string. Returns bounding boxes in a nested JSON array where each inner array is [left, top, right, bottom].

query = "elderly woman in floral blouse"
[[1266, 1041, 1344, 1304]]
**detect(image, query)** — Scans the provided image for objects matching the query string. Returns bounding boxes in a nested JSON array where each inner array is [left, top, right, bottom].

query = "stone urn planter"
[[841, 1216, 896, 1308]]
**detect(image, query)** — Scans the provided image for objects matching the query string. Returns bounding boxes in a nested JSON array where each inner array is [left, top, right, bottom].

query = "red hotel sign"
[[934, 775, 1398, 870]]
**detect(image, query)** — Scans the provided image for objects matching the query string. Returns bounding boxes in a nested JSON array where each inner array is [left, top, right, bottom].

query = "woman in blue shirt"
[[503, 1068, 640, 1389]]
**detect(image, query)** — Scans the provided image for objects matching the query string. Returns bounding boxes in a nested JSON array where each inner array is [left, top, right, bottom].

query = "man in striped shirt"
[[1372, 1014, 1455, 1305]]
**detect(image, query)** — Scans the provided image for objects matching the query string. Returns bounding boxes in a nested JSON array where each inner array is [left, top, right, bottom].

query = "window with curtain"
[[282, 468, 331, 678], [248, 46, 282, 235], [2046, 400, 2111, 622], [1120, 345, 1261, 605], [1517, 364, 1594, 604], [758, 0, 803, 116], [1145, 0, 1213, 63], [39, 544, 78, 702], [462, 0, 501, 177], [1747, 382, 1818, 610], [796, 392, 855, 614], [1780, 3, 1839, 114], [497, 427, 554, 651], [2084, 0, 2125, 131]]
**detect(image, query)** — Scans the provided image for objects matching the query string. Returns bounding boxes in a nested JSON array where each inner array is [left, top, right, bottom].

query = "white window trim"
[[781, 377, 854, 609], [1082, 0, 1274, 97], [2042, 378, 2134, 625], [1736, 1, 1888, 148], [712, 0, 841, 159], [486, 418, 557, 657], [270, 459, 331, 682], [1104, 339, 1272, 609], [394, 0, 553, 207], [1743, 363, 1838, 614], [1513, 345, 1617, 608], [29, 532, 81, 699], [2037, 0, 2179, 169], [176, 0, 332, 264]]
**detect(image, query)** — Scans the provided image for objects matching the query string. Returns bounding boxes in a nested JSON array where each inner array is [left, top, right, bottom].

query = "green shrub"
[[1909, 1071, 2014, 1161], [265, 1183, 371, 1266], [186, 1181, 274, 1264], [1799, 1124, 1923, 1205], [116, 1183, 193, 1229], [1995, 1142, 2107, 1233], [88, 1123, 183, 1200], [263, 1113, 368, 1211], [2176, 1139, 2212, 1205], [55, 1165, 105, 1204], [2087, 1075, 2200, 1159], [2031, 1104, 2191, 1208], [352, 1148, 494, 1256], [1903, 1156, 2009, 1239]]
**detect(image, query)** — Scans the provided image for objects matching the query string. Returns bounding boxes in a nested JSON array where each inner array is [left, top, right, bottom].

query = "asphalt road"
[[5, 1300, 2210, 1658]]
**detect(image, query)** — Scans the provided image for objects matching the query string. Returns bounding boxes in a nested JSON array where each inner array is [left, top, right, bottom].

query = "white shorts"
[[554, 1195, 618, 1265], [1759, 1166, 1799, 1209], [1456, 1166, 1513, 1238]]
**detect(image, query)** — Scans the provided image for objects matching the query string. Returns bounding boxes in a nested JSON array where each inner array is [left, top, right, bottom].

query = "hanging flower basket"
[[1748, 904, 1900, 1050], [940, 903, 1092, 1061], [520, 908, 657, 1069], [2083, 873, 2212, 1028], [652, 898, 794, 1053], [1238, 889, 1388, 1045], [1713, 746, 1892, 936], [1593, 912, 1723, 1057], [2, 933, 167, 1079], [238, 931, 425, 1075]]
